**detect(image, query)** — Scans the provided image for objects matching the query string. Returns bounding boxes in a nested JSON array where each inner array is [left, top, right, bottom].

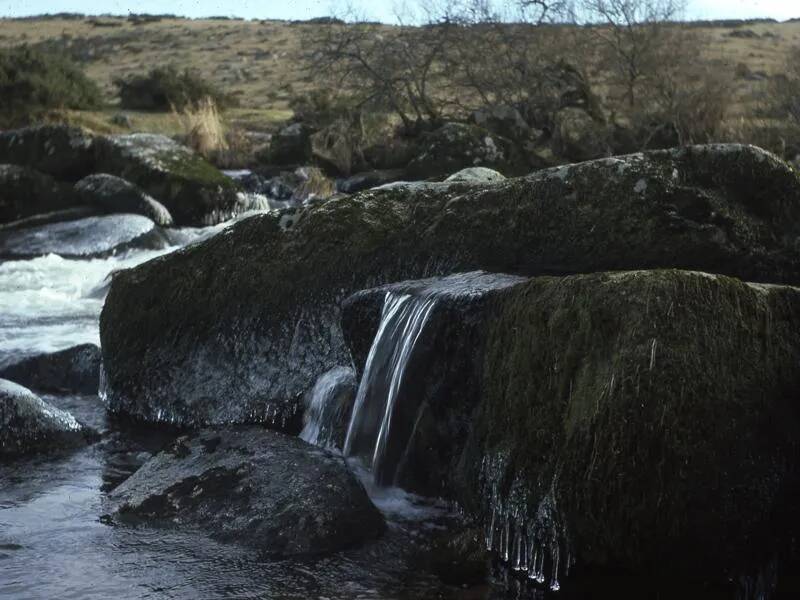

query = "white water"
[[299, 365, 356, 449], [343, 292, 437, 486], [0, 228, 218, 369]]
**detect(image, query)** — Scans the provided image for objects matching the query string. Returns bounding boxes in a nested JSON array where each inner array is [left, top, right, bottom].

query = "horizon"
[[1, 0, 798, 23]]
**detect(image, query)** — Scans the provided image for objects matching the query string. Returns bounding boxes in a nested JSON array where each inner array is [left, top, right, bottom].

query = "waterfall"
[[343, 292, 437, 486], [299, 366, 356, 450]]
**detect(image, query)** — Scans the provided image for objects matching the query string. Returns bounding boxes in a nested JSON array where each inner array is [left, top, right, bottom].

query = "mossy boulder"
[[99, 144, 800, 427], [342, 269, 800, 588], [456, 270, 800, 587], [93, 134, 239, 226], [0, 164, 76, 224], [0, 124, 96, 180], [406, 122, 525, 180]]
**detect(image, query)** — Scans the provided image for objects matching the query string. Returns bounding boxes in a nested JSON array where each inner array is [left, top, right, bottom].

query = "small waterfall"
[[343, 292, 437, 486], [299, 366, 356, 450]]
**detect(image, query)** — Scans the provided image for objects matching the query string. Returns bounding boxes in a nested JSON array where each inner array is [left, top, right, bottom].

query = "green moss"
[[465, 270, 800, 578]]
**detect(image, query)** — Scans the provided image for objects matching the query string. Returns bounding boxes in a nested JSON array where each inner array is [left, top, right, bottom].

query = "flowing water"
[[0, 221, 480, 600]]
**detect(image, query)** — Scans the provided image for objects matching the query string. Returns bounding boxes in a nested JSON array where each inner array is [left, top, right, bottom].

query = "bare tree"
[[579, 0, 685, 108]]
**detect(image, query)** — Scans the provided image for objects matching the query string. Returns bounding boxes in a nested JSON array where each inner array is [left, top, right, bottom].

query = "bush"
[[114, 65, 234, 112], [0, 45, 102, 127]]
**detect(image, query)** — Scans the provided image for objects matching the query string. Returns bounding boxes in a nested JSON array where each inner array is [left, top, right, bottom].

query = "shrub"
[[0, 45, 102, 127], [114, 65, 234, 112], [175, 97, 228, 159]]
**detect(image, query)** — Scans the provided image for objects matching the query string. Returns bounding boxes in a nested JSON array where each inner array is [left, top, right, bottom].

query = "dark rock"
[[75, 173, 174, 226], [110, 113, 133, 128], [337, 169, 407, 194], [470, 104, 532, 142], [0, 214, 166, 259], [406, 123, 526, 180], [457, 270, 800, 586], [107, 428, 385, 557], [93, 134, 239, 226], [0, 164, 76, 224], [552, 106, 610, 162], [0, 344, 101, 395], [0, 125, 96, 180], [0, 379, 94, 457], [344, 269, 800, 587], [342, 272, 527, 491], [99, 144, 800, 427], [259, 122, 313, 166]]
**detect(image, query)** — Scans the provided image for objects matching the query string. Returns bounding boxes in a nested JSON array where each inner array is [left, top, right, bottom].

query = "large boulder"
[[344, 269, 800, 588], [0, 214, 166, 260], [93, 134, 239, 226], [108, 428, 385, 557], [0, 379, 94, 457], [0, 125, 96, 180], [99, 144, 800, 427], [470, 104, 533, 142], [0, 164, 76, 224], [75, 174, 174, 226], [0, 344, 101, 395], [406, 123, 525, 180]]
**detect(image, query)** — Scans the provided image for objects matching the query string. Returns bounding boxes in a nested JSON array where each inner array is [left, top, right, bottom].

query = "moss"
[[463, 270, 800, 580]]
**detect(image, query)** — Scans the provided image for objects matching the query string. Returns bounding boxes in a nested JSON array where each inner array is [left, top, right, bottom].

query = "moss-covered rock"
[[94, 134, 239, 226], [455, 270, 800, 587], [0, 164, 76, 224], [406, 123, 526, 179], [0, 124, 96, 180], [342, 269, 800, 588], [99, 144, 800, 428]]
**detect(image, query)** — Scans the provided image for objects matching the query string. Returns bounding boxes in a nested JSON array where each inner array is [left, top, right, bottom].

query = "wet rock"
[[337, 169, 407, 194], [75, 173, 174, 226], [345, 269, 800, 588], [0, 379, 94, 457], [99, 144, 800, 427], [462, 271, 800, 586], [108, 428, 385, 557], [444, 167, 506, 183], [342, 272, 528, 492], [0, 344, 101, 395], [0, 125, 96, 180], [0, 164, 76, 224], [407, 122, 526, 180], [0, 206, 102, 233], [93, 134, 239, 226], [0, 214, 166, 259], [299, 365, 357, 450]]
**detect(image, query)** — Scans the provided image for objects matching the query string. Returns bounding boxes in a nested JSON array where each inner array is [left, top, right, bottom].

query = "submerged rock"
[[108, 428, 385, 557], [0, 214, 165, 259], [99, 144, 800, 427], [0, 164, 76, 225], [75, 174, 174, 226], [0, 344, 101, 395], [0, 124, 96, 180], [0, 379, 94, 457], [93, 134, 239, 226]]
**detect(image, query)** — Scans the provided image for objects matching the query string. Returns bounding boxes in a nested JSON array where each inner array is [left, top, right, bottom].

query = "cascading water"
[[343, 292, 437, 486], [299, 365, 356, 450]]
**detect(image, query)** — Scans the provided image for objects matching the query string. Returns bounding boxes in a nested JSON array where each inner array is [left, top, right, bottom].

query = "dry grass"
[[175, 97, 228, 158]]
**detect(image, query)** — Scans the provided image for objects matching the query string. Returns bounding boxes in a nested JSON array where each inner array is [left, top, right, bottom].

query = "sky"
[[0, 0, 798, 22]]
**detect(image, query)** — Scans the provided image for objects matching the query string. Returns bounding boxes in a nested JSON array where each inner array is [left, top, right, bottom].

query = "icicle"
[[549, 543, 561, 591], [486, 506, 497, 551], [502, 517, 510, 562]]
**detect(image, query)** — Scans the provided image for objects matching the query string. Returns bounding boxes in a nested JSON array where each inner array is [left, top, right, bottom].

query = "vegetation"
[[114, 65, 234, 112], [0, 45, 102, 127]]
